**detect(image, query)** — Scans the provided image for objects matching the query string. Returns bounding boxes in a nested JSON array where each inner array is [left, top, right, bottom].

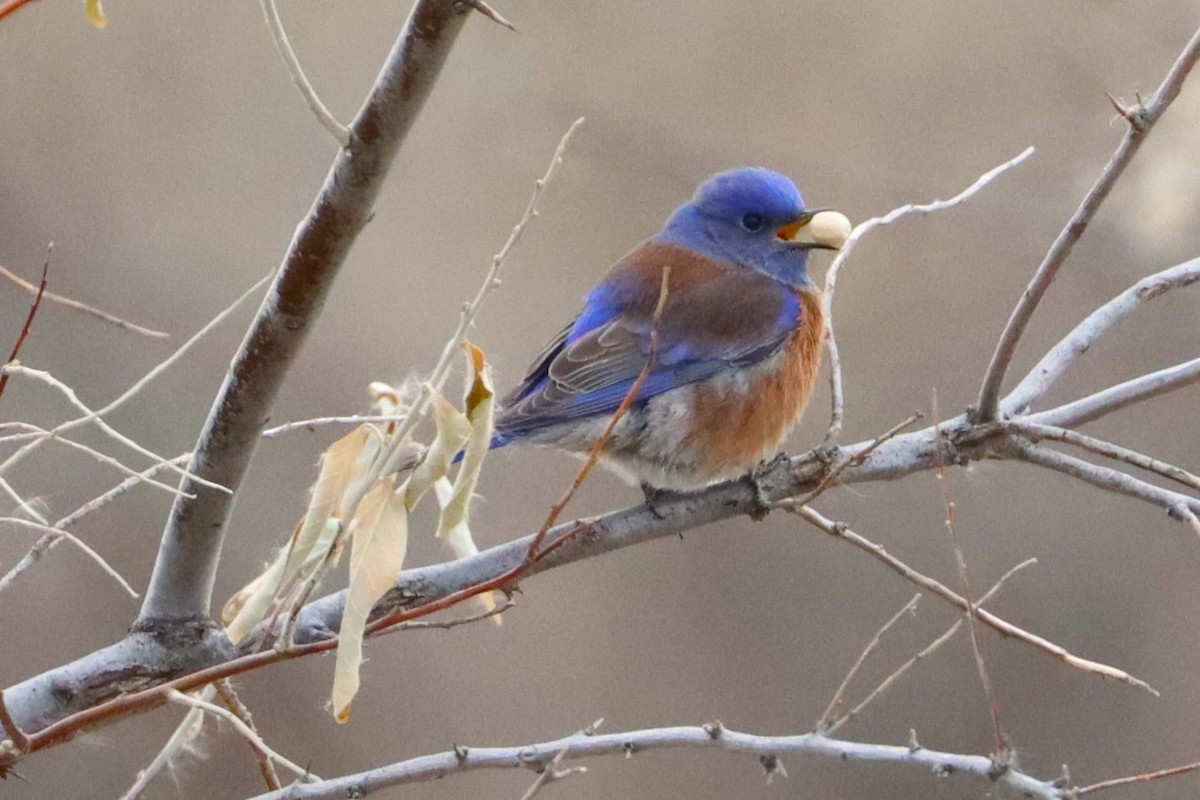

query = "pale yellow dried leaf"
[[435, 343, 494, 541], [85, 0, 107, 27], [405, 390, 471, 511], [332, 479, 409, 723], [224, 427, 369, 643], [443, 520, 502, 624]]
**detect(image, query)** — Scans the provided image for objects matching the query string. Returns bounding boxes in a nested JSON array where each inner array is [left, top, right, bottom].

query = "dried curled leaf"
[[223, 426, 371, 643], [85, 0, 107, 27], [332, 479, 409, 723], [434, 343, 502, 621], [434, 342, 494, 542], [405, 389, 471, 510]]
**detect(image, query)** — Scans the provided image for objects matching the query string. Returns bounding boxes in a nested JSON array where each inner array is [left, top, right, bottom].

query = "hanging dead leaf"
[[224, 426, 371, 643], [331, 478, 409, 723]]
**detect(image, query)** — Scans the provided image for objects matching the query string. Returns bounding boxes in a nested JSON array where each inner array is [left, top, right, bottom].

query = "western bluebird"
[[493, 167, 845, 494]]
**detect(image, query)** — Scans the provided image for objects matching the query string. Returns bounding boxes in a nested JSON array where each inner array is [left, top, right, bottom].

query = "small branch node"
[[1104, 91, 1151, 132], [908, 729, 921, 753], [703, 720, 725, 739], [453, 744, 469, 764]]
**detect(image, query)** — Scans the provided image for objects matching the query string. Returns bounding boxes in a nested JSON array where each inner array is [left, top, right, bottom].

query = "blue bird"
[[493, 168, 844, 492]]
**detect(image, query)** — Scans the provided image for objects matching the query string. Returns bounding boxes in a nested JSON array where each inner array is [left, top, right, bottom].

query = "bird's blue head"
[[657, 167, 834, 287]]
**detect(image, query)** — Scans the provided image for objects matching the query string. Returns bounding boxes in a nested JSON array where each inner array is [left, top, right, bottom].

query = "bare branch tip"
[[464, 0, 517, 31]]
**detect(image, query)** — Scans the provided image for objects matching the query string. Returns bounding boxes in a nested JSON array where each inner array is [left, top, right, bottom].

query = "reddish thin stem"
[[1074, 760, 1200, 796], [0, 0, 38, 23], [0, 254, 49, 404], [522, 267, 672, 565], [0, 690, 30, 752]]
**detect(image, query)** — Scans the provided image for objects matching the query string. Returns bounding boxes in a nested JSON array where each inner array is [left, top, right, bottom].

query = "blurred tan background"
[[2, 1, 1200, 797]]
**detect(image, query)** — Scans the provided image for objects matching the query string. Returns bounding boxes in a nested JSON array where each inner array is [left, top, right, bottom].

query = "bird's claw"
[[745, 455, 787, 521], [641, 481, 667, 520]]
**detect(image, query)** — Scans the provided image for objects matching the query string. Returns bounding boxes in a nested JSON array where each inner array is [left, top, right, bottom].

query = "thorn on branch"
[[703, 720, 725, 739], [453, 744, 469, 764], [908, 729, 921, 753], [459, 0, 517, 31]]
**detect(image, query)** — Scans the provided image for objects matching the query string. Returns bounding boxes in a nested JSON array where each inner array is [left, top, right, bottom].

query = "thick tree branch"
[[975, 25, 1200, 421], [138, 0, 474, 623], [11, 373, 1193, 766]]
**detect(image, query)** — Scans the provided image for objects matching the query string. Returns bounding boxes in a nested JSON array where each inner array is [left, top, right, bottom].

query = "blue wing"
[[494, 241, 802, 442]]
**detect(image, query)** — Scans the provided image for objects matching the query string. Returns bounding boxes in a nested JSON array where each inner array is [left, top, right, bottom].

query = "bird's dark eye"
[[741, 213, 765, 232]]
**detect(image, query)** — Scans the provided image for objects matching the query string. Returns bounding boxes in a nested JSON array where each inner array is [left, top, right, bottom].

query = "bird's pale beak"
[[776, 208, 852, 251]]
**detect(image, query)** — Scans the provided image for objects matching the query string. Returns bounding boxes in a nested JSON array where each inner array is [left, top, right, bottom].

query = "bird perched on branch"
[[493, 167, 849, 496]]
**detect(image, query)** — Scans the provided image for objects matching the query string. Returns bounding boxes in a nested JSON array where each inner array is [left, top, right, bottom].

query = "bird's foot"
[[641, 481, 667, 520], [745, 454, 789, 521]]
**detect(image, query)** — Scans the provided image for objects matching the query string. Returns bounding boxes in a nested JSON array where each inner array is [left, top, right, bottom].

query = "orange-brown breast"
[[685, 287, 824, 475]]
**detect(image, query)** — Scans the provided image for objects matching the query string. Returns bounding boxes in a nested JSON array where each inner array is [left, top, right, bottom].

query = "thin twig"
[[1012, 441, 1200, 526], [1002, 256, 1200, 416], [1005, 420, 1200, 492], [0, 249, 49, 404], [371, 598, 513, 636], [55, 453, 193, 529], [213, 680, 282, 791], [118, 687, 213, 800], [1027, 356, 1200, 430], [0, 454, 191, 595], [0, 691, 30, 752], [523, 265, 670, 565], [1, 423, 190, 497], [239, 723, 1061, 800], [1073, 759, 1200, 796], [465, 0, 517, 31], [259, 0, 351, 145], [0, 516, 138, 597], [821, 146, 1035, 439], [0, 261, 169, 339], [789, 504, 1156, 694], [932, 390, 1008, 756], [822, 327, 844, 441], [167, 690, 313, 779], [262, 414, 410, 439], [976, 26, 1200, 421], [0, 475, 46, 524], [517, 719, 601, 800], [0, 270, 270, 473], [0, 0, 37, 23], [826, 559, 1037, 735], [816, 594, 920, 732], [0, 364, 228, 495]]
